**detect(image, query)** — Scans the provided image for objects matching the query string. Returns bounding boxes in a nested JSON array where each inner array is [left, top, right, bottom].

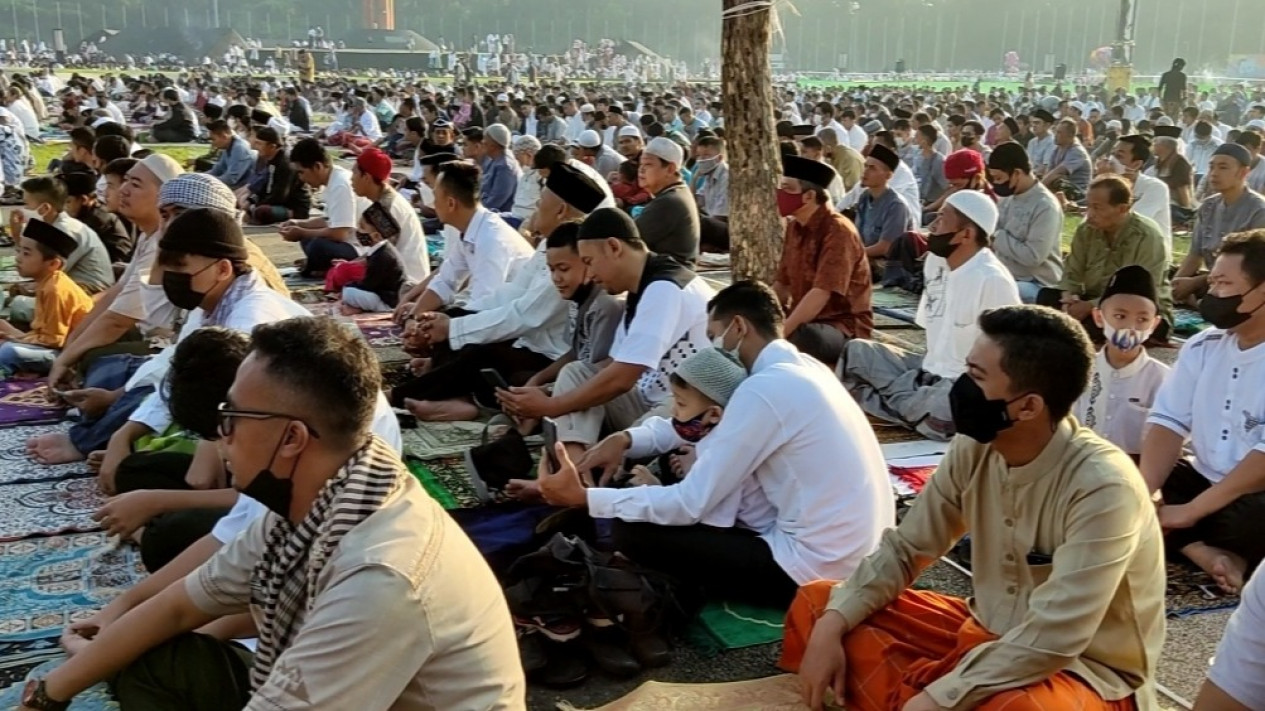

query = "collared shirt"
[[325, 165, 371, 232], [855, 188, 916, 248], [511, 168, 542, 220], [1050, 141, 1093, 193], [26, 270, 92, 348], [695, 161, 730, 217], [917, 249, 1020, 379], [1061, 213, 1173, 323], [1074, 349, 1171, 455], [589, 340, 893, 584], [187, 448, 525, 710], [634, 182, 701, 267], [1149, 328, 1265, 484], [828, 419, 1166, 711], [1192, 189, 1265, 268], [427, 207, 534, 312], [208, 135, 256, 189], [776, 205, 873, 339], [480, 152, 522, 214], [448, 240, 571, 360], [51, 211, 114, 295], [1130, 172, 1173, 258], [992, 182, 1064, 287], [109, 230, 177, 335], [1027, 134, 1056, 174]]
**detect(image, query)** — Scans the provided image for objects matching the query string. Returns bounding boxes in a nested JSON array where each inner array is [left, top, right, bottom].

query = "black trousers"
[[699, 215, 730, 253], [390, 338, 553, 409], [611, 520, 799, 609], [111, 632, 253, 711], [788, 322, 848, 368], [1163, 460, 1265, 575], [115, 451, 232, 573]]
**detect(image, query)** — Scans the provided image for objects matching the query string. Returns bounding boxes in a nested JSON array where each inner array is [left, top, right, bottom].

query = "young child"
[[10, 175, 114, 295], [1072, 264, 1171, 458], [610, 159, 650, 211], [0, 220, 94, 379], [339, 203, 406, 314]]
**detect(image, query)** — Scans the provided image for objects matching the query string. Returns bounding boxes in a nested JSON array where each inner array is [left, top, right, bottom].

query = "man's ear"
[[1012, 392, 1045, 423]]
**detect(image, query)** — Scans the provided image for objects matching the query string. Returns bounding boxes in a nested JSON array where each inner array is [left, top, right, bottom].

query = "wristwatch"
[[21, 679, 70, 711]]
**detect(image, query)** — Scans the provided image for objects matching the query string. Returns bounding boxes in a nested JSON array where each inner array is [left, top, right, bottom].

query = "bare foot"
[[27, 432, 85, 465], [86, 450, 105, 473], [408, 357, 431, 376], [403, 398, 479, 422], [339, 302, 364, 316], [1183, 542, 1248, 594]]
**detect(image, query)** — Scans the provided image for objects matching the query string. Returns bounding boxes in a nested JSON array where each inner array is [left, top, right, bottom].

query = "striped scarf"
[[248, 435, 401, 689]]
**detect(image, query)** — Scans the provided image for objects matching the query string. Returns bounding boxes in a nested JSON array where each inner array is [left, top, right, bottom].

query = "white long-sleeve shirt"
[[426, 207, 534, 312], [588, 340, 894, 584], [447, 241, 570, 359]]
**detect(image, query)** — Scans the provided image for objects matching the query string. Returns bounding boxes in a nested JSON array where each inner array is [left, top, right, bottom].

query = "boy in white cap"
[[842, 190, 1020, 440]]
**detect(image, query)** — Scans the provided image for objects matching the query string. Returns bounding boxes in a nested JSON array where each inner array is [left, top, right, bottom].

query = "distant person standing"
[[1158, 58, 1188, 119]]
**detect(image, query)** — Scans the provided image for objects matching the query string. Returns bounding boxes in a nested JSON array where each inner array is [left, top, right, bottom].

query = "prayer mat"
[[402, 420, 492, 460], [404, 456, 483, 510], [1173, 308, 1210, 336], [687, 600, 786, 652], [558, 674, 811, 711], [697, 253, 731, 270], [0, 380, 67, 429], [1165, 560, 1240, 618], [0, 533, 145, 642], [0, 657, 118, 709], [289, 284, 329, 305], [0, 639, 65, 691], [0, 424, 91, 485], [871, 422, 929, 444], [0, 478, 104, 542], [889, 464, 936, 497], [872, 288, 922, 309], [700, 270, 733, 292]]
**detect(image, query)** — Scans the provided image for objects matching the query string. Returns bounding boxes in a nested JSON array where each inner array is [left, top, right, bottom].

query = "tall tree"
[[721, 0, 782, 283]]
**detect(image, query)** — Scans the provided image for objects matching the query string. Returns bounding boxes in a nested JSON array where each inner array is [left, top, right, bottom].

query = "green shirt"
[[1060, 212, 1173, 323]]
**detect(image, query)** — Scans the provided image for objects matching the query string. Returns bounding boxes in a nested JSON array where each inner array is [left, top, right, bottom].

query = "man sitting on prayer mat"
[[841, 190, 1020, 440], [1141, 229, 1265, 594], [772, 155, 873, 367], [785, 305, 1165, 711], [29, 318, 521, 711]]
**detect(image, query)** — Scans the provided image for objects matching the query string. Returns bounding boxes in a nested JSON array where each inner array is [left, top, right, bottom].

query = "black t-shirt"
[[1159, 70, 1187, 102]]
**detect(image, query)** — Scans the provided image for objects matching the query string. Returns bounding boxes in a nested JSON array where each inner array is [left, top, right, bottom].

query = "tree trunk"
[[722, 0, 783, 284]]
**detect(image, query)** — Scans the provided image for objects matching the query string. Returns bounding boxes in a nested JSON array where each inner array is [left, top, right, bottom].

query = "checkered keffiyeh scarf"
[[248, 435, 402, 689], [159, 173, 237, 215]]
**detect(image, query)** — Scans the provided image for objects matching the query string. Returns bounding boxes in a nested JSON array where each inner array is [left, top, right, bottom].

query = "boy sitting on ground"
[[337, 205, 407, 315], [1072, 265, 1171, 459], [0, 220, 94, 379]]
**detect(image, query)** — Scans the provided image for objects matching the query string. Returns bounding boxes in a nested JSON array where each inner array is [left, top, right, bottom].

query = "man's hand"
[[392, 300, 415, 325], [1172, 276, 1202, 302], [1158, 503, 1204, 531], [1065, 299, 1093, 321], [97, 442, 130, 495], [46, 357, 74, 396], [902, 692, 950, 711], [419, 312, 450, 344], [537, 442, 588, 508], [798, 610, 849, 711], [94, 490, 160, 539], [497, 386, 556, 419], [62, 388, 118, 419], [576, 432, 631, 486], [0, 318, 21, 339]]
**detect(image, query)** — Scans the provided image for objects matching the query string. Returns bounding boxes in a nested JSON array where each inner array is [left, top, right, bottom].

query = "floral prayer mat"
[[401, 421, 491, 460], [0, 639, 65, 691], [0, 478, 104, 542], [0, 533, 144, 642], [0, 424, 91, 486], [1165, 559, 1240, 618], [0, 380, 67, 429], [558, 674, 812, 711], [0, 657, 118, 709]]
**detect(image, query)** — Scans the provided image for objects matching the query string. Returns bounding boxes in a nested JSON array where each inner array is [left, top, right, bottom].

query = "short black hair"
[[94, 135, 131, 162], [977, 306, 1093, 421], [165, 326, 251, 440], [544, 220, 583, 250], [69, 127, 95, 150], [203, 103, 224, 121], [290, 138, 331, 168], [707, 280, 784, 340], [1218, 229, 1265, 287], [436, 162, 481, 207], [103, 157, 138, 179], [917, 124, 939, 143], [1236, 131, 1262, 152], [207, 119, 232, 135], [93, 121, 134, 142], [249, 317, 381, 448], [21, 176, 67, 211], [405, 116, 425, 134]]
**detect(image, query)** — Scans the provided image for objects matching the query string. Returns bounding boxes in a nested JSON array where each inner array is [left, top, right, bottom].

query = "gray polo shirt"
[[855, 188, 916, 248], [1193, 189, 1265, 267], [635, 182, 700, 267], [1050, 142, 1092, 194], [52, 212, 115, 295]]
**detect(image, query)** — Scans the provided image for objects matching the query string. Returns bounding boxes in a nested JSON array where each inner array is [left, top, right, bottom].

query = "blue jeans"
[[0, 341, 58, 376], [1015, 279, 1045, 304], [299, 238, 358, 276], [68, 385, 153, 456]]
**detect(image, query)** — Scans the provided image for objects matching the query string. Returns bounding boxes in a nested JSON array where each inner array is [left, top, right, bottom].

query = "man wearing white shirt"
[[561, 98, 586, 144], [1142, 230, 1265, 596], [403, 162, 534, 324], [1197, 569, 1265, 710], [498, 207, 714, 453], [1186, 120, 1223, 182], [843, 191, 1021, 440], [839, 108, 869, 152], [535, 281, 892, 608], [279, 139, 370, 277], [814, 102, 847, 145], [392, 163, 607, 421], [1105, 135, 1173, 257]]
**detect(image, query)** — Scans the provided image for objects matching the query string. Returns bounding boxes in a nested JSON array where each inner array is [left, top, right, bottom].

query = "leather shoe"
[[533, 641, 589, 688], [629, 630, 672, 668], [582, 630, 642, 678]]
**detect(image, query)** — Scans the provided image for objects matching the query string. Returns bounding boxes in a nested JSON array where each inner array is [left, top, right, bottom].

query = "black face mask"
[[567, 281, 595, 305], [960, 135, 977, 147], [926, 232, 959, 259], [355, 231, 375, 247], [238, 429, 296, 520], [1200, 290, 1264, 330], [991, 173, 1017, 197], [949, 374, 1028, 443], [161, 262, 217, 311]]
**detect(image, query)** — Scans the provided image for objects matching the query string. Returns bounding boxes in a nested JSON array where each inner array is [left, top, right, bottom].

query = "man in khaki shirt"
[[783, 305, 1165, 711]]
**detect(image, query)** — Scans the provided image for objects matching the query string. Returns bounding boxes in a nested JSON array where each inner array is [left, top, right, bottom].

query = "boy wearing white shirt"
[[843, 190, 1021, 440], [1073, 265, 1171, 458], [278, 138, 371, 278]]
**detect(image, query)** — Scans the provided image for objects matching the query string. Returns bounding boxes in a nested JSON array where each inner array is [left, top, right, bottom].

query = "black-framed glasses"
[[217, 402, 320, 439]]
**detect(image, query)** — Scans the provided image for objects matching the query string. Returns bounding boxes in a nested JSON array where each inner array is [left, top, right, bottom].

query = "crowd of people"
[[1, 52, 1265, 711]]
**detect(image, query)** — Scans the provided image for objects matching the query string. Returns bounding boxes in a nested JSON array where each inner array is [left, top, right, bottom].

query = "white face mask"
[[712, 322, 744, 363], [1102, 323, 1152, 352], [1108, 156, 1131, 175]]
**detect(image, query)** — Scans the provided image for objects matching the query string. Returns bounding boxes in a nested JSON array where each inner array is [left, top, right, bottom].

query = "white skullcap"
[[139, 153, 184, 186], [945, 190, 999, 237], [577, 129, 603, 148], [644, 136, 684, 166], [484, 123, 512, 148], [618, 125, 642, 139]]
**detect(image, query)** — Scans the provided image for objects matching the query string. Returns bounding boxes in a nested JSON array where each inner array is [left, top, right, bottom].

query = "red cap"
[[943, 149, 986, 180], [356, 148, 393, 183]]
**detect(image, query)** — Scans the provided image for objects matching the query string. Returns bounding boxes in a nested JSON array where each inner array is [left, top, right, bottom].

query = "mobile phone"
[[541, 417, 561, 472], [480, 368, 510, 391]]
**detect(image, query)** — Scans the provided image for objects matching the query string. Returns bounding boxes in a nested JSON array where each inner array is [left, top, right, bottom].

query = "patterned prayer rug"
[[401, 420, 492, 460], [0, 638, 64, 690], [0, 533, 145, 642], [1173, 307, 1210, 337], [1165, 560, 1240, 617], [0, 479, 104, 542], [0, 380, 67, 429], [0, 657, 118, 709], [559, 674, 809, 711], [0, 424, 92, 485], [404, 456, 483, 510]]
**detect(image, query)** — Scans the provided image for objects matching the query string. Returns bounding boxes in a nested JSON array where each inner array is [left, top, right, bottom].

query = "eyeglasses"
[[217, 402, 320, 439]]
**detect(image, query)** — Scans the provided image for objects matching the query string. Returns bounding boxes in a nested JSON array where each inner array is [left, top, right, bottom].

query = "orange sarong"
[[779, 581, 1137, 711]]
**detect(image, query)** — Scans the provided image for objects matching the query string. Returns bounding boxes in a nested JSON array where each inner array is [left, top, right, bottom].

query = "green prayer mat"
[[404, 456, 483, 510], [686, 600, 785, 652], [1174, 307, 1210, 336], [871, 288, 921, 309]]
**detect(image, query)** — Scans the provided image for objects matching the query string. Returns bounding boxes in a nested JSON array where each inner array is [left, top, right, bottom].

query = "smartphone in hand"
[[479, 368, 511, 391], [541, 417, 561, 472]]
